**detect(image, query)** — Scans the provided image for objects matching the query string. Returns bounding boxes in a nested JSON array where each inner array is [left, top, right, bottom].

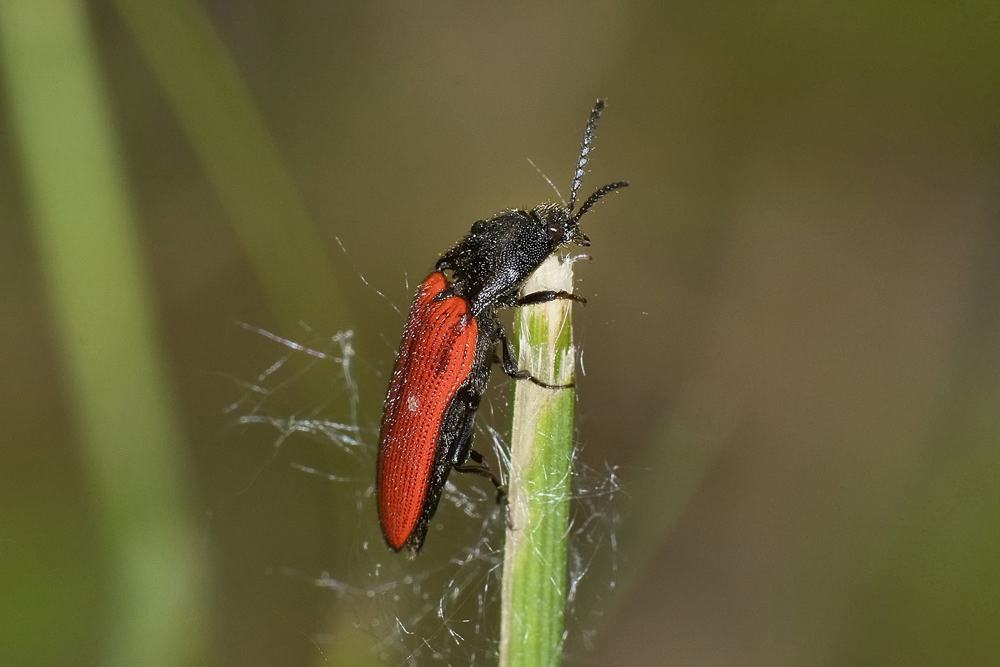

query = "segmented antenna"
[[568, 99, 606, 212], [573, 180, 629, 223]]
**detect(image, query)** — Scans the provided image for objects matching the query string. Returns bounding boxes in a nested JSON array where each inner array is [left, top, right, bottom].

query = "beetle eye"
[[545, 221, 563, 241]]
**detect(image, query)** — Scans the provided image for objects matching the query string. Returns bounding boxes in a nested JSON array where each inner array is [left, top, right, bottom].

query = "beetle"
[[377, 100, 627, 554]]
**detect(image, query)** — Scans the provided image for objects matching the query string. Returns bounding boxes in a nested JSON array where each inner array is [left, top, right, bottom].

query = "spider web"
[[225, 323, 620, 666]]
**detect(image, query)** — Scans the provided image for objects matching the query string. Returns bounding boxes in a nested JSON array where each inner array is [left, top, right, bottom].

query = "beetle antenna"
[[568, 99, 606, 212], [573, 180, 629, 223]]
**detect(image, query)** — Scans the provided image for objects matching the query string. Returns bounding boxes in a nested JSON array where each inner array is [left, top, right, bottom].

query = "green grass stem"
[[499, 254, 578, 667]]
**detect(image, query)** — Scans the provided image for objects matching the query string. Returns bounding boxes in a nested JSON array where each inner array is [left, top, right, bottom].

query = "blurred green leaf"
[[0, 1, 212, 665], [112, 0, 352, 337]]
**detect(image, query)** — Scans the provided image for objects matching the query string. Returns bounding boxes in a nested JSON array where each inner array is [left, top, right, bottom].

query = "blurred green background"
[[2, 0, 999, 665]]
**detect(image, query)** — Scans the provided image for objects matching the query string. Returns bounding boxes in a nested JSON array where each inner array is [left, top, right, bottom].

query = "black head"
[[437, 100, 627, 314], [530, 181, 630, 252], [526, 99, 628, 254]]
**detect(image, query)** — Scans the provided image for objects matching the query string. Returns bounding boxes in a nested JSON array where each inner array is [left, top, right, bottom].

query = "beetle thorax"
[[437, 203, 578, 316]]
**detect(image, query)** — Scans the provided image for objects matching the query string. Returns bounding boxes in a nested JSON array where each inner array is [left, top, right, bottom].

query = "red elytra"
[[377, 272, 478, 551]]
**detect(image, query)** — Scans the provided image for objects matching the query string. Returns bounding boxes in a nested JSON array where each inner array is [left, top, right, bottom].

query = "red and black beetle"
[[377, 100, 627, 554]]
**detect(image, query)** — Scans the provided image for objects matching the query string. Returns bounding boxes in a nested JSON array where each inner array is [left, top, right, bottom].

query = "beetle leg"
[[514, 290, 587, 307], [455, 451, 509, 506], [447, 389, 479, 466], [448, 399, 512, 527], [499, 329, 575, 389]]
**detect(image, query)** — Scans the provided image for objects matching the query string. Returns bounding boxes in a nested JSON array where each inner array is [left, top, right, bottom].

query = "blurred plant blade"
[[112, 0, 351, 336], [855, 248, 1000, 666], [0, 1, 211, 666]]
